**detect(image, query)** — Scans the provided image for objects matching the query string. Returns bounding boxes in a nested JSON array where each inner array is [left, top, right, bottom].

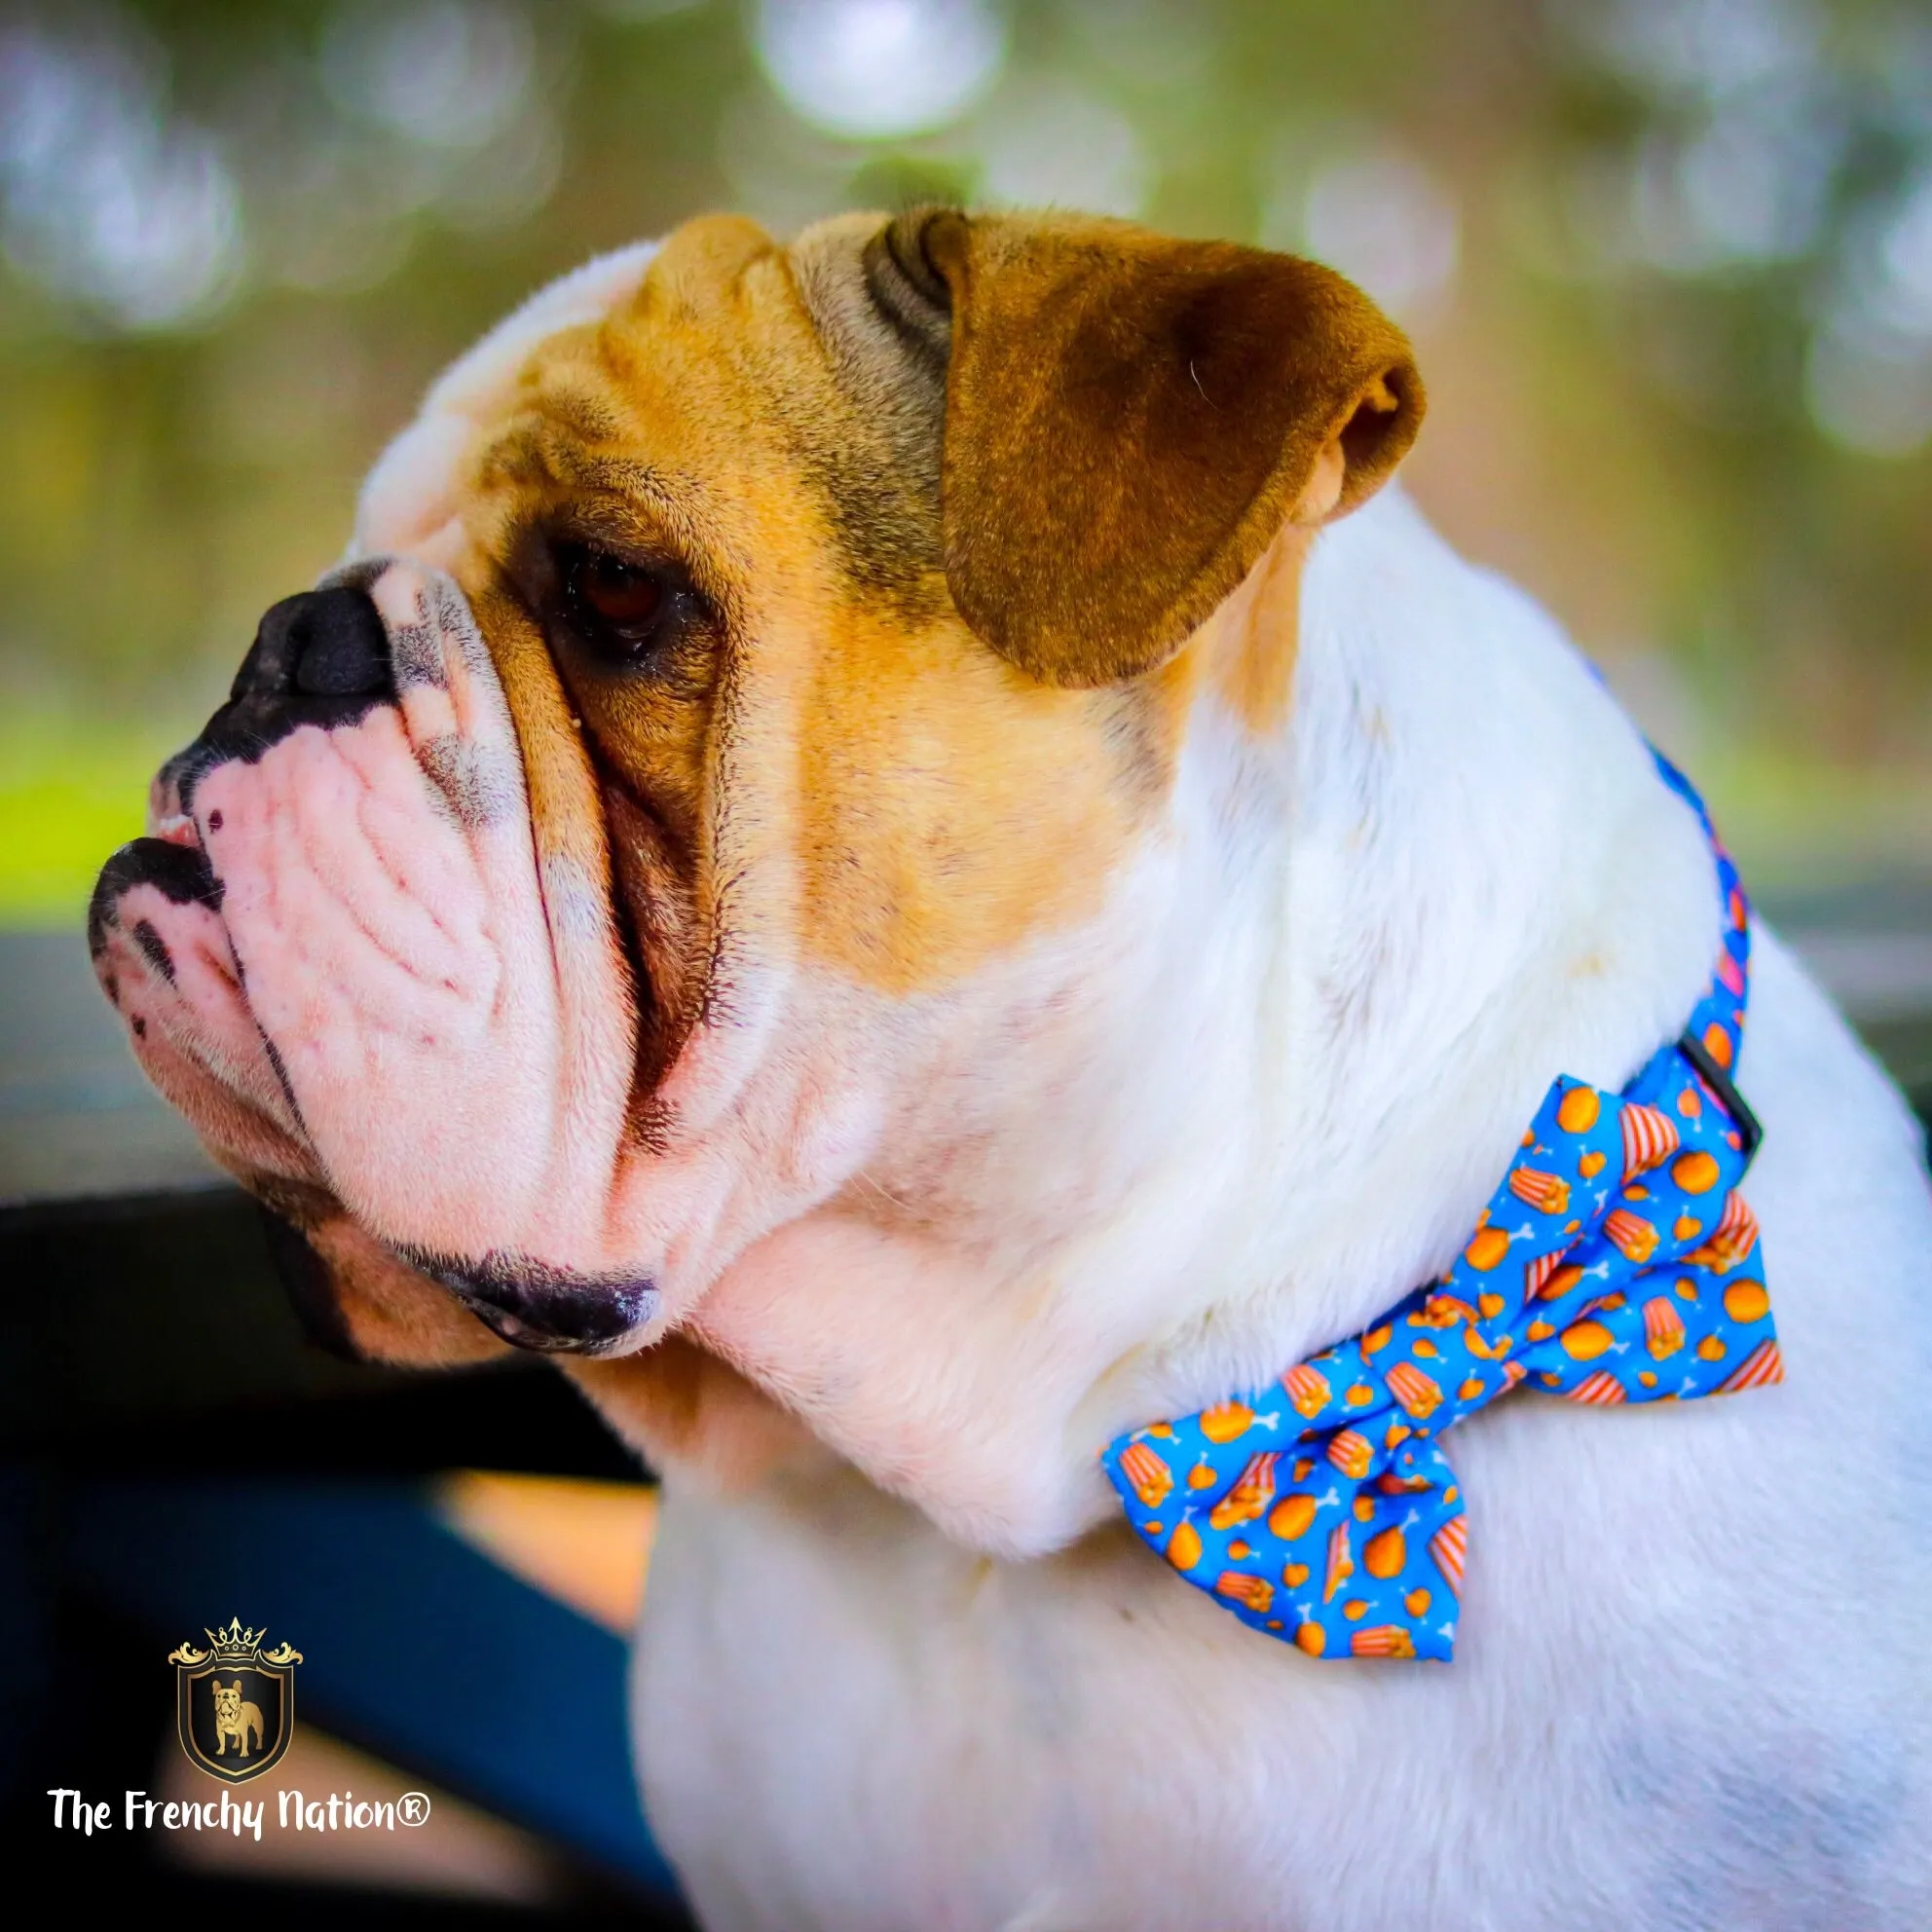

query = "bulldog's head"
[[90, 209, 1421, 1491]]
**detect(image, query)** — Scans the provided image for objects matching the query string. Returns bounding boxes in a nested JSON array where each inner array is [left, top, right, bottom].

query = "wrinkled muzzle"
[[88, 558, 652, 1356]]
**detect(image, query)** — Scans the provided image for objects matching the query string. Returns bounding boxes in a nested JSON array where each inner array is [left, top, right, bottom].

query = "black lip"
[[89, 836, 224, 961], [155, 584, 399, 813], [164, 689, 390, 815], [403, 1250, 658, 1356]]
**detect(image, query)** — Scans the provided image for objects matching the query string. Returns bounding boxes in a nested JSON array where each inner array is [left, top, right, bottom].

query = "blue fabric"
[[1102, 754, 1777, 1661]]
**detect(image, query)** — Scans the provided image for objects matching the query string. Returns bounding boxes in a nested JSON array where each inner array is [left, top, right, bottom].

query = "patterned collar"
[[1101, 752, 1777, 1661]]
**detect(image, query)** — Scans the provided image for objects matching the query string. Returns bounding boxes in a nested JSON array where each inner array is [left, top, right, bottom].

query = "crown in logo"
[[167, 1616, 303, 1670]]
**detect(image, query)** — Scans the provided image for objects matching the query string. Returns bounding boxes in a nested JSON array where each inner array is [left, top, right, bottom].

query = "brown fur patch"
[[1208, 522, 1319, 738], [792, 602, 1151, 991], [446, 216, 1136, 1004], [440, 207, 1421, 1011], [277, 1204, 509, 1366], [781, 211, 947, 607]]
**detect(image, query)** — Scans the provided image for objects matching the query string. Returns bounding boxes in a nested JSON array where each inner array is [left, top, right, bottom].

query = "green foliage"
[[2, 0, 1929, 920]]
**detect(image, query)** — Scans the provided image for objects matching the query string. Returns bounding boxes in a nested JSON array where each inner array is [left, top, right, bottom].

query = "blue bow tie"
[[1102, 753, 1777, 1661]]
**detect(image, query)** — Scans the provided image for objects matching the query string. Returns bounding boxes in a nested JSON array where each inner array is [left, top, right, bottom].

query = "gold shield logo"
[[168, 1617, 303, 1784]]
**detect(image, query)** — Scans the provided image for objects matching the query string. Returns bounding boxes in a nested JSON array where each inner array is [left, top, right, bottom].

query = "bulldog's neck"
[[686, 491, 1723, 1558]]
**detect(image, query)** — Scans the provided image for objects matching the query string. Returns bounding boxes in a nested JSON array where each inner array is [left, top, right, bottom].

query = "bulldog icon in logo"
[[210, 1678, 265, 1760], [167, 1617, 302, 1783]]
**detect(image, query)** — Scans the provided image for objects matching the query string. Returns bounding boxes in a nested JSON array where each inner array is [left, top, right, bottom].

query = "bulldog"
[[90, 208, 1932, 1929]]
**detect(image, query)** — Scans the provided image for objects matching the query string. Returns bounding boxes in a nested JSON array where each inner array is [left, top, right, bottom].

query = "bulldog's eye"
[[559, 545, 672, 661]]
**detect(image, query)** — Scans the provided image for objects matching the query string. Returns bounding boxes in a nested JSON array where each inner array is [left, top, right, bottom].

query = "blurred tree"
[[1, 0, 1928, 919]]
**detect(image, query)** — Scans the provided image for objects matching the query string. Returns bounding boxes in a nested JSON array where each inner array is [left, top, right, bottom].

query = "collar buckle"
[[1676, 1030, 1763, 1164]]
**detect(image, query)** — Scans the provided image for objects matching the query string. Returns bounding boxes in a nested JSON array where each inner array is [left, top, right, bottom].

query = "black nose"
[[157, 585, 397, 813], [232, 587, 393, 702]]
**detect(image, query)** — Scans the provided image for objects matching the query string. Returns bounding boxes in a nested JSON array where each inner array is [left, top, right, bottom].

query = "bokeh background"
[[3, 0, 1932, 922]]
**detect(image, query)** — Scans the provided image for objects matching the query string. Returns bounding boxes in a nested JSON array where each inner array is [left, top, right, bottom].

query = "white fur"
[[239, 237, 1932, 1923], [353, 242, 659, 569], [630, 492, 1932, 1929]]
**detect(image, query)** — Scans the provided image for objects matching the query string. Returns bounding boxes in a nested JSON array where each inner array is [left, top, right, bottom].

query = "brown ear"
[[876, 208, 1424, 687]]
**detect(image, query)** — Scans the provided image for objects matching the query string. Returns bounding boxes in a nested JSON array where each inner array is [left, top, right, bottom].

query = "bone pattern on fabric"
[[1102, 752, 1775, 1661]]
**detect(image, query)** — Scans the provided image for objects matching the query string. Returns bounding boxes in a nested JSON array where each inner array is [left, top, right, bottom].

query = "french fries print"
[[1099, 752, 1776, 1663], [1620, 1102, 1680, 1180], [1208, 1453, 1280, 1531], [1118, 1440, 1173, 1509]]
